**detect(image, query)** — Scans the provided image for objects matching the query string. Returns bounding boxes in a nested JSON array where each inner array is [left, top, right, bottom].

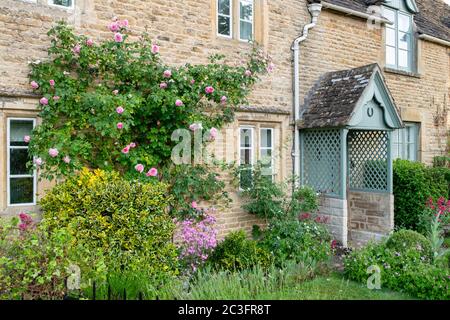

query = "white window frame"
[[238, 126, 254, 190], [7, 118, 37, 207], [259, 127, 274, 180], [238, 0, 254, 42], [217, 0, 233, 39], [392, 122, 419, 161], [48, 0, 75, 10]]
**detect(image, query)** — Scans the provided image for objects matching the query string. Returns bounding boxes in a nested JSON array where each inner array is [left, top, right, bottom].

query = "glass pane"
[[240, 21, 252, 41], [239, 167, 252, 189], [9, 177, 34, 204], [240, 128, 252, 148], [260, 129, 272, 148], [386, 46, 396, 66], [218, 0, 231, 15], [386, 28, 396, 46], [10, 120, 33, 147], [240, 1, 253, 21], [218, 16, 231, 36], [52, 0, 72, 6], [383, 8, 396, 24], [399, 49, 409, 68], [10, 149, 32, 175], [240, 149, 252, 165], [399, 32, 409, 50], [260, 149, 272, 167], [398, 13, 411, 32]]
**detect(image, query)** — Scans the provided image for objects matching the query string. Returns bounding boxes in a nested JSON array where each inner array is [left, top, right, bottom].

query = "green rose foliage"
[[28, 21, 272, 180], [39, 168, 179, 278]]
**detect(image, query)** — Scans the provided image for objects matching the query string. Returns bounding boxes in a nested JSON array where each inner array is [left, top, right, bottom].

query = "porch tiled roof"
[[320, 0, 450, 43]]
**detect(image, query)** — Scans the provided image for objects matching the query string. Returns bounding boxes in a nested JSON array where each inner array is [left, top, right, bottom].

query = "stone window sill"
[[384, 67, 422, 79]]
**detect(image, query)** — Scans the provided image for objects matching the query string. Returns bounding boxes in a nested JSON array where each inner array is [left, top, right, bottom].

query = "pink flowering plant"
[[175, 208, 218, 274], [27, 20, 273, 181]]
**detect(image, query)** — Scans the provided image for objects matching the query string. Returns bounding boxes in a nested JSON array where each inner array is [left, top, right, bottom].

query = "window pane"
[[240, 21, 252, 41], [399, 32, 409, 50], [240, 149, 252, 165], [398, 49, 409, 68], [10, 120, 33, 147], [239, 167, 252, 189], [52, 0, 72, 6], [260, 149, 272, 168], [10, 149, 32, 175], [9, 177, 34, 204], [398, 13, 411, 32], [386, 46, 396, 66], [218, 0, 231, 15], [383, 8, 396, 23], [260, 129, 272, 148], [386, 28, 396, 46], [218, 16, 231, 36], [240, 1, 253, 21], [240, 128, 252, 148]]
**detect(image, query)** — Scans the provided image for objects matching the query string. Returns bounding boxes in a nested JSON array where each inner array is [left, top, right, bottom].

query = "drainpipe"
[[292, 2, 322, 187]]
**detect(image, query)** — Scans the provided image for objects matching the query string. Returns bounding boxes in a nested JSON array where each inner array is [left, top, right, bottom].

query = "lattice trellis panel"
[[348, 130, 388, 191], [302, 129, 341, 196]]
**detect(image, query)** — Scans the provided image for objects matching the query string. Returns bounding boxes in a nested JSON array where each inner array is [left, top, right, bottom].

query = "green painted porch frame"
[[300, 66, 403, 200]]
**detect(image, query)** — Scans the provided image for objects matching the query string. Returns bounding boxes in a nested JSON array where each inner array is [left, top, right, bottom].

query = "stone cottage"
[[0, 0, 448, 246]]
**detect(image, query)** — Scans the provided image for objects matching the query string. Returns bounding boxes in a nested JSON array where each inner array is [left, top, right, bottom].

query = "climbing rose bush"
[[28, 20, 273, 180]]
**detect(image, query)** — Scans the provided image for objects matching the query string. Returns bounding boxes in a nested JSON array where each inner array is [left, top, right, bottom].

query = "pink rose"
[[220, 96, 227, 104], [112, 89, 119, 95], [163, 70, 172, 78], [63, 156, 71, 164], [189, 123, 202, 131], [175, 99, 183, 107], [48, 148, 59, 158], [40, 97, 48, 105], [129, 142, 136, 148], [117, 122, 123, 129], [267, 62, 275, 73], [191, 201, 198, 209], [86, 38, 94, 46], [146, 167, 158, 177], [53, 96, 60, 101], [30, 81, 39, 89], [135, 163, 144, 173], [151, 44, 160, 54], [109, 22, 119, 32], [190, 79, 195, 85], [116, 106, 124, 114], [114, 33, 123, 43], [244, 70, 252, 77], [34, 157, 43, 166], [209, 127, 218, 140], [24, 135, 31, 143], [205, 86, 214, 94], [122, 145, 130, 154], [160, 82, 167, 89], [73, 44, 81, 54], [49, 79, 55, 86], [119, 19, 129, 27]]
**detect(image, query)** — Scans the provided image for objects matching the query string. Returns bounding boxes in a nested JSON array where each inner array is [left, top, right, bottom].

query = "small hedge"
[[344, 230, 449, 300], [393, 159, 448, 231], [207, 231, 273, 271], [39, 168, 179, 278]]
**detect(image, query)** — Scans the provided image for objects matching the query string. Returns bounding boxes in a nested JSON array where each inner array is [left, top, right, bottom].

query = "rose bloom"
[[129, 142, 136, 148], [151, 44, 160, 54], [40, 97, 48, 105], [163, 70, 172, 78], [53, 96, 60, 101], [63, 156, 71, 164], [30, 81, 39, 89], [191, 201, 198, 209], [112, 89, 119, 95], [175, 99, 183, 107], [220, 96, 227, 104], [109, 22, 119, 32], [159, 82, 168, 89], [114, 33, 123, 43], [86, 38, 94, 46], [73, 44, 81, 54], [122, 145, 130, 154], [34, 157, 43, 166], [117, 122, 124, 129], [146, 167, 158, 177], [23, 135, 31, 143], [48, 148, 59, 158], [135, 163, 144, 173], [49, 79, 55, 86], [205, 86, 214, 94], [244, 70, 252, 77], [116, 106, 124, 114], [209, 127, 218, 140]]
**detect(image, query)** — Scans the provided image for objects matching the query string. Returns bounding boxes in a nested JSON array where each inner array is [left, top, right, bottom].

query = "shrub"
[[207, 231, 273, 271], [259, 218, 332, 266], [385, 229, 433, 261], [39, 168, 179, 279], [344, 231, 449, 300], [393, 159, 447, 231]]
